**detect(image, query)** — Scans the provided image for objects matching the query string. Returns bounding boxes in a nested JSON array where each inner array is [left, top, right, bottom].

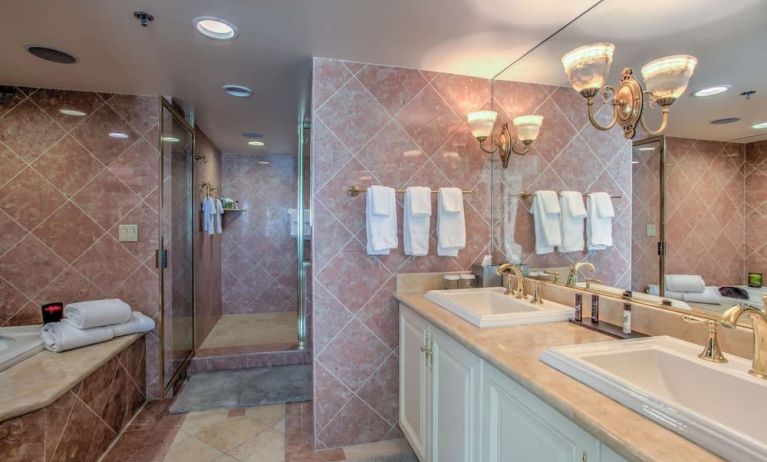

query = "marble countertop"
[[0, 334, 142, 422], [395, 292, 722, 462]]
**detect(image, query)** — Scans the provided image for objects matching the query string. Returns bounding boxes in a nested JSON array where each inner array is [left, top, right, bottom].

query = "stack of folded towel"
[[646, 275, 722, 304], [41, 299, 155, 352]]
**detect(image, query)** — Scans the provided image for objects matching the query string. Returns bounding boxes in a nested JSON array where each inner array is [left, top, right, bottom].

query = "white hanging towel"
[[559, 191, 587, 252], [530, 191, 561, 255], [201, 197, 214, 234], [214, 199, 224, 234], [404, 187, 432, 256], [587, 192, 614, 250], [366, 186, 398, 255], [437, 187, 465, 256]]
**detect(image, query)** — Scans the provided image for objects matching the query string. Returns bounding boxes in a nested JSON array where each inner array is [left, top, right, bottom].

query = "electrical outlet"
[[119, 224, 138, 242], [646, 224, 657, 237]]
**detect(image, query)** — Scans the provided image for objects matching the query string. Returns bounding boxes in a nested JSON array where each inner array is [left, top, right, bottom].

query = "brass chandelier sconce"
[[466, 111, 544, 168], [561, 42, 697, 139]]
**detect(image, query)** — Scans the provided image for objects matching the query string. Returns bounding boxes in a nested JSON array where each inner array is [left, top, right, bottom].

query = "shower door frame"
[[158, 97, 196, 398]]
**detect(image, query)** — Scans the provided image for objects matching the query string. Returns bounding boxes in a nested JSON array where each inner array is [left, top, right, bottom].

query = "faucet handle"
[[682, 315, 728, 363], [530, 283, 544, 304], [542, 270, 559, 282], [584, 277, 603, 289]]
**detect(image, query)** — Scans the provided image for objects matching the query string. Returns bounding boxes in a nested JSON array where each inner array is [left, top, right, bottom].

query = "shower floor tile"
[[199, 313, 298, 351]]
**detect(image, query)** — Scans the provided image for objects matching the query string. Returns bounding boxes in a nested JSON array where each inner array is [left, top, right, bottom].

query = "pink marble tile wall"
[[490, 81, 632, 288], [631, 143, 661, 291], [664, 137, 745, 286], [193, 128, 223, 345], [0, 336, 145, 462], [220, 154, 298, 314], [745, 140, 767, 280], [311, 58, 491, 448], [0, 86, 162, 396]]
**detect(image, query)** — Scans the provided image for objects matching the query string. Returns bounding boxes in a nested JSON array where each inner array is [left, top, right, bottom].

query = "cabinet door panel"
[[400, 306, 430, 461]]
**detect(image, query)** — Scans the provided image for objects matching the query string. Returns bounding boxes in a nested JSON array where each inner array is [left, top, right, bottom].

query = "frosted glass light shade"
[[467, 111, 498, 139], [513, 115, 543, 142], [641, 55, 697, 101], [561, 43, 615, 93]]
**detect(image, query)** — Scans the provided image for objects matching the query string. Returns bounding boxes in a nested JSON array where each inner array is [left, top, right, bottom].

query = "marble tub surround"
[[0, 86, 162, 396], [0, 335, 145, 462], [311, 58, 493, 448], [396, 292, 722, 462]]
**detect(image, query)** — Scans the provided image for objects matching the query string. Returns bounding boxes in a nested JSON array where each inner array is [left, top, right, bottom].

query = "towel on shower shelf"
[[530, 190, 561, 255], [437, 187, 465, 256], [214, 198, 224, 234], [366, 186, 398, 255], [404, 186, 432, 256], [559, 191, 587, 252], [63, 299, 132, 329], [110, 312, 156, 337], [665, 274, 706, 293], [41, 322, 114, 353], [202, 197, 216, 235], [586, 192, 614, 250]]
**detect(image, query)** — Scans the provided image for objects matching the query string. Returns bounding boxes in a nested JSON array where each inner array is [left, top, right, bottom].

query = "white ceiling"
[[495, 0, 767, 143], [0, 0, 597, 155]]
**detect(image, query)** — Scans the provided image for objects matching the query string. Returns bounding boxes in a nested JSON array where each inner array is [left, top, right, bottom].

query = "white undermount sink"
[[540, 336, 767, 461], [425, 287, 573, 328]]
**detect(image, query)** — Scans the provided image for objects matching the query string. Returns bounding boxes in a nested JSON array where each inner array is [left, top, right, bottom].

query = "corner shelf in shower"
[[223, 208, 247, 213]]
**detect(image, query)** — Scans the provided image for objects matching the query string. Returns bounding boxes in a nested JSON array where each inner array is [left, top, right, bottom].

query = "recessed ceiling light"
[[248, 140, 264, 147], [59, 108, 86, 116], [637, 146, 655, 151], [108, 132, 129, 139], [753, 121, 767, 130], [194, 17, 237, 40], [242, 131, 263, 139], [223, 85, 252, 97], [162, 136, 181, 143], [26, 45, 77, 64], [258, 161, 270, 165], [710, 117, 740, 125], [693, 85, 730, 97]]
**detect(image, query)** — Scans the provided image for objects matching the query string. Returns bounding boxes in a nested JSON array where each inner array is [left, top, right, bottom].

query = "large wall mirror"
[[489, 0, 767, 323]]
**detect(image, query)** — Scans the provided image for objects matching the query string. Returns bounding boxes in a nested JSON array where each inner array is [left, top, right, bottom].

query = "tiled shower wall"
[[221, 154, 298, 314], [490, 81, 632, 288], [311, 58, 492, 448], [660, 137, 745, 287], [745, 140, 767, 279], [0, 86, 162, 396]]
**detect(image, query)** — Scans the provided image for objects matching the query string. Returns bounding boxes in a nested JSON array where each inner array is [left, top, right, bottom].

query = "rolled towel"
[[111, 312, 156, 337], [683, 287, 722, 305], [63, 299, 132, 329], [41, 322, 114, 353], [665, 274, 706, 293]]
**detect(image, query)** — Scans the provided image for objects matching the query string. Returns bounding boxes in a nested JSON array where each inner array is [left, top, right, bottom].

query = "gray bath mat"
[[169, 364, 312, 414]]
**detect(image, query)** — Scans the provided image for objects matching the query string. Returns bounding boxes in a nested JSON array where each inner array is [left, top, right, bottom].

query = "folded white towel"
[[404, 187, 431, 256], [214, 199, 223, 234], [111, 312, 156, 337], [683, 287, 722, 305], [369, 185, 392, 216], [41, 322, 114, 353], [587, 193, 613, 250], [559, 191, 586, 252], [437, 188, 465, 256], [366, 187, 397, 255], [63, 299, 132, 329], [665, 274, 706, 293], [530, 191, 561, 255]]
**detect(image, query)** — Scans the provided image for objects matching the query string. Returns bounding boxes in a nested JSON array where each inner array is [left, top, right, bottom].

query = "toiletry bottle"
[[590, 295, 599, 324], [622, 290, 633, 334], [574, 293, 582, 322]]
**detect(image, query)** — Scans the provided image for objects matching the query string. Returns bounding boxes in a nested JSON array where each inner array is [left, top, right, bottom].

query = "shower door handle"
[[155, 249, 168, 269]]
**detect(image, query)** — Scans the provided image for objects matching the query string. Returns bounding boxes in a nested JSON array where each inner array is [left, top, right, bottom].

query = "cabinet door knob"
[[582, 451, 588, 462]]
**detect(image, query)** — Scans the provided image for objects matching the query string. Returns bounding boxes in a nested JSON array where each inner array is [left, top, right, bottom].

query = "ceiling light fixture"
[[753, 122, 767, 130], [693, 85, 730, 97], [223, 85, 252, 97], [466, 111, 544, 168], [561, 43, 697, 138], [248, 140, 264, 147], [258, 161, 270, 165], [162, 136, 181, 143], [26, 46, 77, 64], [108, 132, 129, 139], [58, 108, 87, 116], [194, 17, 237, 40]]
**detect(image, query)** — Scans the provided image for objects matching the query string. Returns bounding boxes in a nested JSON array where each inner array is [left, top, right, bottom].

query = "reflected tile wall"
[[311, 58, 492, 448], [664, 137, 745, 286], [0, 86, 161, 397], [745, 140, 767, 279], [490, 81, 632, 289]]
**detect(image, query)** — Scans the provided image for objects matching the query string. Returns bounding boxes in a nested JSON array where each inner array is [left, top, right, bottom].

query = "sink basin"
[[540, 336, 767, 461], [425, 287, 573, 328], [0, 325, 44, 372]]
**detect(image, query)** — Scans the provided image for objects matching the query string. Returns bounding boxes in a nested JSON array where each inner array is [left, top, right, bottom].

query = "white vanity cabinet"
[[399, 304, 628, 462]]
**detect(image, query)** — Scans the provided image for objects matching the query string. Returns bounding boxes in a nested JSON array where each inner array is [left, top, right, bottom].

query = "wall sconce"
[[467, 111, 543, 168], [562, 42, 697, 138]]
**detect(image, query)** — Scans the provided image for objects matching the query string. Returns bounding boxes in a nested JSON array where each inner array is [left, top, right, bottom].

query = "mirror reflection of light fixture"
[[467, 110, 543, 168], [561, 42, 697, 138]]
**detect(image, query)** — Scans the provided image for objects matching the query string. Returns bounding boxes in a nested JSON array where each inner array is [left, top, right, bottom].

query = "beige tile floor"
[[199, 313, 298, 350]]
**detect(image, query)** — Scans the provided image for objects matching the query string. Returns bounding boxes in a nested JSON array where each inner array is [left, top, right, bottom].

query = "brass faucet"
[[682, 315, 727, 363], [496, 263, 525, 299], [566, 262, 595, 287], [719, 301, 767, 379]]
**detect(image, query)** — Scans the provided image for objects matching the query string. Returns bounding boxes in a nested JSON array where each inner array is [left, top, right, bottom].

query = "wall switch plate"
[[646, 224, 657, 237], [119, 224, 138, 242]]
